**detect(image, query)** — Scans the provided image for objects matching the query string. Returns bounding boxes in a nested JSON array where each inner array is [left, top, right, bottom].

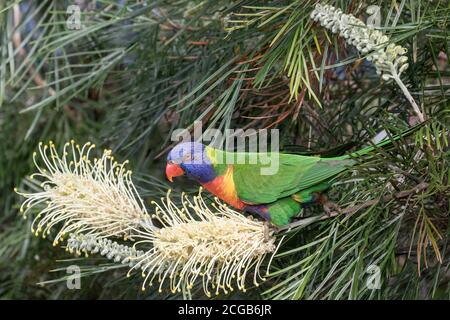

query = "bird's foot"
[[316, 193, 342, 217], [323, 201, 342, 217], [263, 221, 273, 241]]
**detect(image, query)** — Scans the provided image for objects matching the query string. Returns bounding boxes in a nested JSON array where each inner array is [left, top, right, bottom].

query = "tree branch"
[[275, 182, 429, 233]]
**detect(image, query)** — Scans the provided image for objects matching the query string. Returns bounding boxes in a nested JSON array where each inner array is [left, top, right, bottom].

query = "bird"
[[165, 130, 416, 227]]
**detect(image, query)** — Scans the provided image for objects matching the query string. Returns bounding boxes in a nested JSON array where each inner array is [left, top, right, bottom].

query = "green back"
[[210, 149, 352, 204]]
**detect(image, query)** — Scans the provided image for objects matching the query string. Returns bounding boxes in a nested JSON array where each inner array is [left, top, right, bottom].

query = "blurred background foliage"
[[0, 0, 448, 299]]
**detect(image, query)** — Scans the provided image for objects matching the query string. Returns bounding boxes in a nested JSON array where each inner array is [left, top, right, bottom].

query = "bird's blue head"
[[166, 142, 216, 183]]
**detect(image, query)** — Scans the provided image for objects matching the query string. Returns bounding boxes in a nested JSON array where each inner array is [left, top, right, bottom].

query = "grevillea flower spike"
[[129, 189, 277, 296], [311, 3, 425, 122], [15, 141, 150, 245], [66, 233, 145, 265], [16, 141, 277, 297]]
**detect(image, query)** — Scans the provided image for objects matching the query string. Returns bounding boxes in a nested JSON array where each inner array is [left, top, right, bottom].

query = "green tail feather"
[[342, 123, 425, 159]]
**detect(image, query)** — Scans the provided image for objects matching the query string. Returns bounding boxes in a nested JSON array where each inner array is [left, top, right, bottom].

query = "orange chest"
[[201, 166, 245, 210]]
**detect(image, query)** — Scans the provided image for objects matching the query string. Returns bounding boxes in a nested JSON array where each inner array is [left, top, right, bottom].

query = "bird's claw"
[[323, 201, 342, 217], [263, 221, 273, 241]]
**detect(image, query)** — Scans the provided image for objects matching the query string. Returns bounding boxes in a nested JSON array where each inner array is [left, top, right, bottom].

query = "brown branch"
[[275, 182, 429, 233]]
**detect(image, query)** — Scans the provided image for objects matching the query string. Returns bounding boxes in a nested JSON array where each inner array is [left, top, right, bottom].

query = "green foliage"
[[0, 0, 448, 299]]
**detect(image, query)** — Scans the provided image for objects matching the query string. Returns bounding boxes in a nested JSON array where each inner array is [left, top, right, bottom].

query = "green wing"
[[211, 149, 352, 204]]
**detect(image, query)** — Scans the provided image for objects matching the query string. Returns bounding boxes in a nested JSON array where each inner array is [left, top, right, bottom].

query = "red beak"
[[165, 163, 184, 182]]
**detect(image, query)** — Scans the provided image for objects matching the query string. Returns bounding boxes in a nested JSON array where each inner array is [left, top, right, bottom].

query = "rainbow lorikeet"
[[165, 135, 404, 226]]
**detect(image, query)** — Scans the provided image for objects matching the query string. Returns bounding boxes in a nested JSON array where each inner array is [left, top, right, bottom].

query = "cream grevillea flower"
[[311, 3, 425, 122], [310, 3, 409, 79], [16, 141, 277, 297], [15, 141, 149, 245], [129, 189, 277, 297], [66, 233, 144, 265]]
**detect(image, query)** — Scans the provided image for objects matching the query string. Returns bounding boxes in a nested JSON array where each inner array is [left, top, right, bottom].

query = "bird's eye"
[[168, 160, 175, 165], [183, 154, 193, 162]]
